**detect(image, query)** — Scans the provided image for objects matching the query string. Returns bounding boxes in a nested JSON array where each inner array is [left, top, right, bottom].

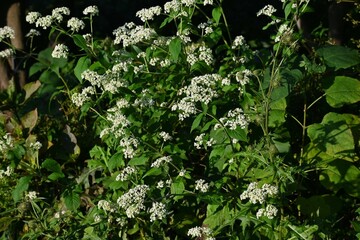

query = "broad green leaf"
[[74, 56, 91, 83], [29, 62, 47, 77], [191, 113, 204, 132], [203, 205, 235, 230], [143, 168, 162, 178], [48, 172, 65, 181], [42, 158, 62, 173], [73, 34, 88, 50], [128, 155, 148, 166], [268, 98, 287, 128], [320, 159, 360, 197], [108, 152, 125, 171], [63, 190, 81, 211], [212, 7, 222, 24], [325, 76, 360, 108], [12, 176, 32, 202], [169, 37, 182, 63], [317, 46, 360, 70], [227, 127, 247, 142], [170, 180, 185, 195], [83, 227, 102, 240], [307, 112, 358, 156]]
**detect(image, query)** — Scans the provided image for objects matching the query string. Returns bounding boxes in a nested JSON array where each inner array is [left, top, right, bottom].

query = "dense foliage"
[[0, 1, 360, 239]]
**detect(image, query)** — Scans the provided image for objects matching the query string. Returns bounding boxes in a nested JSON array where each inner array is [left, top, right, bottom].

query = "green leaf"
[[128, 155, 148, 166], [73, 34, 88, 50], [203, 205, 235, 230], [169, 37, 182, 63], [325, 76, 360, 108], [212, 7, 222, 24], [29, 62, 47, 77], [74, 56, 91, 83], [317, 46, 360, 70], [63, 190, 81, 211], [20, 109, 38, 132], [227, 127, 247, 142], [12, 176, 32, 202], [268, 98, 287, 128], [191, 113, 204, 132], [170, 180, 185, 195], [108, 152, 125, 171], [297, 195, 342, 218], [42, 158, 62, 173], [143, 168, 162, 178]]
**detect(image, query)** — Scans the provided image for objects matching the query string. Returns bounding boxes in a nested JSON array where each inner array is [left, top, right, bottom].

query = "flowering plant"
[[0, 0, 360, 239]]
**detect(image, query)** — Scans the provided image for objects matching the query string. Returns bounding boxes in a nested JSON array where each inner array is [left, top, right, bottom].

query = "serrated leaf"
[[63, 190, 81, 211], [12, 176, 32, 202], [325, 76, 360, 108]]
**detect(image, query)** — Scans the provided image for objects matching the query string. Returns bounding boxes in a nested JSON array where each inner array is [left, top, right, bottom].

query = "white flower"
[[136, 6, 162, 22], [25, 29, 41, 37], [164, 0, 181, 13], [26, 12, 41, 24], [195, 179, 209, 193], [187, 226, 213, 238], [0, 49, 14, 58], [151, 156, 172, 168], [113, 23, 156, 47], [256, 204, 278, 219], [29, 141, 42, 150], [178, 169, 186, 177], [181, 0, 196, 7], [117, 185, 149, 218], [94, 214, 101, 223], [240, 182, 278, 204], [71, 86, 95, 107], [204, 0, 213, 5], [232, 35, 248, 49], [0, 133, 14, 153], [52, 7, 70, 23], [157, 180, 165, 189], [159, 131, 172, 141], [149, 202, 167, 222], [257, 5, 277, 17], [98, 200, 115, 212], [116, 166, 136, 181], [119, 137, 139, 159], [67, 17, 85, 32], [219, 108, 249, 130], [83, 6, 99, 16], [51, 44, 69, 58], [235, 69, 253, 86], [35, 15, 53, 29], [0, 26, 15, 42], [26, 191, 38, 200], [194, 133, 205, 149]]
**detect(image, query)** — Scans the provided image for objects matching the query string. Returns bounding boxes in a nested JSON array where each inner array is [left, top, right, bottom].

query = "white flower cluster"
[[71, 86, 95, 107], [29, 141, 42, 150], [198, 22, 213, 35], [120, 137, 139, 159], [26, 12, 41, 24], [232, 35, 249, 49], [0, 166, 13, 179], [52, 7, 70, 23], [216, 108, 249, 130], [99, 105, 130, 139], [98, 199, 115, 213], [172, 74, 221, 120], [274, 24, 293, 43], [151, 156, 172, 168], [26, 191, 38, 201], [117, 185, 149, 218], [203, 0, 214, 6], [187, 226, 214, 239], [236, 69, 253, 87], [159, 131, 172, 142], [240, 182, 278, 204], [25, 29, 41, 38], [181, 0, 196, 7], [257, 5, 277, 17], [186, 44, 213, 65], [113, 22, 156, 47], [194, 133, 216, 149], [256, 204, 278, 219], [116, 166, 136, 181], [149, 202, 167, 222], [0, 49, 14, 58], [67, 17, 85, 32], [133, 89, 155, 108], [51, 44, 69, 58], [195, 179, 209, 193], [0, 26, 15, 42], [164, 0, 181, 13], [136, 6, 162, 22], [83, 6, 99, 16], [156, 179, 172, 189], [35, 15, 53, 29], [0, 133, 14, 154]]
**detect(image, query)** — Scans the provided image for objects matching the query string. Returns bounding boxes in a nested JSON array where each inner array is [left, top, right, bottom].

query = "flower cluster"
[[67, 17, 85, 32], [0, 26, 15, 42], [274, 23, 294, 43], [216, 108, 249, 130], [195, 179, 209, 193], [151, 156, 172, 168], [119, 137, 139, 159], [83, 6, 99, 16], [159, 131, 172, 142], [194, 133, 216, 149], [136, 6, 162, 22], [187, 226, 214, 239], [256, 5, 277, 17], [256, 204, 278, 219], [25, 29, 41, 38], [26, 12, 41, 24], [186, 43, 214, 65], [29, 141, 42, 151], [113, 22, 156, 47], [98, 199, 115, 213], [52, 7, 70, 23], [240, 182, 278, 204], [51, 44, 69, 58], [0, 166, 13, 179], [236, 69, 253, 87], [116, 166, 136, 181], [117, 185, 149, 218], [149, 202, 167, 222], [0, 49, 14, 58], [25, 191, 38, 201], [172, 74, 222, 120], [0, 133, 14, 154], [232, 35, 248, 49]]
